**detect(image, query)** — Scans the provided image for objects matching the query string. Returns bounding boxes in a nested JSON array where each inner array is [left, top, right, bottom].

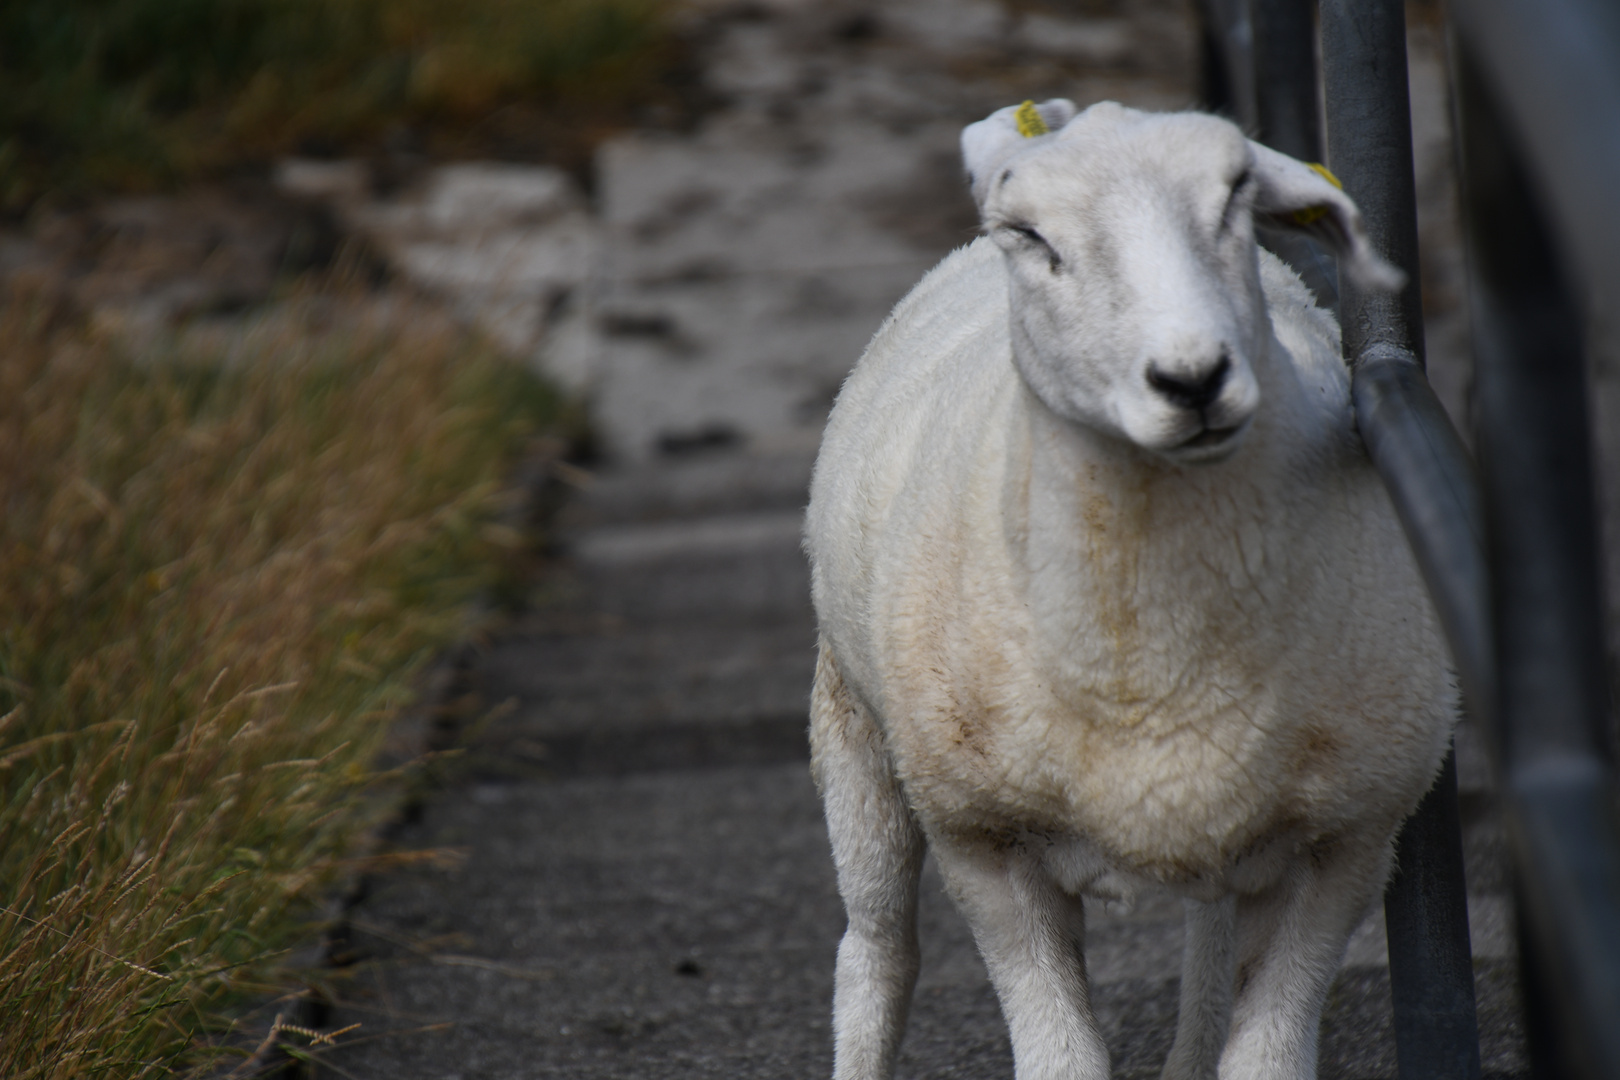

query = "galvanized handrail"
[[1201, 0, 1620, 1077], [1318, 3, 1485, 1076], [1448, 6, 1620, 1073]]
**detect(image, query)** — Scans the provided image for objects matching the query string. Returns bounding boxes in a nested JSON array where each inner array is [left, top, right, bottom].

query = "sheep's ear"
[[1247, 141, 1406, 293], [961, 99, 1078, 211]]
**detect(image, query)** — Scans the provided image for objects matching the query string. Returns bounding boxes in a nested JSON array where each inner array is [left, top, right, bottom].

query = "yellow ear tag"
[[1014, 100, 1050, 138], [1307, 162, 1344, 188], [1290, 162, 1344, 225]]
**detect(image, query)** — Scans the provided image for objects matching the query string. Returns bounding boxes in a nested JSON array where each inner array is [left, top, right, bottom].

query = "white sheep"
[[803, 99, 1454, 1080]]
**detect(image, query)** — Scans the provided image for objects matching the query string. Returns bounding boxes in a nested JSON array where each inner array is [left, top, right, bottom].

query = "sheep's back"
[[807, 238, 1022, 714]]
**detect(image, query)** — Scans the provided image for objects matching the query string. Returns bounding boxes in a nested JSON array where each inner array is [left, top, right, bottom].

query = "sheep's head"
[[962, 100, 1402, 464]]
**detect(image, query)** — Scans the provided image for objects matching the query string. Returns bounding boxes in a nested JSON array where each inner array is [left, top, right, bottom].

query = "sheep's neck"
[[1011, 387, 1297, 730]]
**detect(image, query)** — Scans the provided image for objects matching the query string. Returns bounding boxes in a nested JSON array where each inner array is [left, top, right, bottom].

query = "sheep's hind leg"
[[1162, 896, 1236, 1080], [931, 837, 1110, 1080], [810, 645, 926, 1080]]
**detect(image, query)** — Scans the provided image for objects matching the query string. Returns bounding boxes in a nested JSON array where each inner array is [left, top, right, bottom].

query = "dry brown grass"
[[0, 287, 572, 1075]]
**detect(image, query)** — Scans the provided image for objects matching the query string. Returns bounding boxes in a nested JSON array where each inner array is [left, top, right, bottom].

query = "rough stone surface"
[[271, 160, 604, 369], [0, 186, 341, 345], [580, 0, 1197, 463]]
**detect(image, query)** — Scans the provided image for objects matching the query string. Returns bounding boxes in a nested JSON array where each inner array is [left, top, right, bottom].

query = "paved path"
[[317, 451, 1527, 1078], [317, 2, 1528, 1076]]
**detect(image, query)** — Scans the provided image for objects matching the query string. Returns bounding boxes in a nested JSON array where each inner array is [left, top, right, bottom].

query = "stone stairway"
[[314, 2, 1528, 1076], [316, 452, 1526, 1079]]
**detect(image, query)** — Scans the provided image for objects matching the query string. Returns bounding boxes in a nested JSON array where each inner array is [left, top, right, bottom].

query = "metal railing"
[[1197, 1, 1620, 1077]]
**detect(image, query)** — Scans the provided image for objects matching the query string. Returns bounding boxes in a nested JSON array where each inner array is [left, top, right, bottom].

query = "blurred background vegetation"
[[0, 0, 650, 1072], [0, 0, 677, 209]]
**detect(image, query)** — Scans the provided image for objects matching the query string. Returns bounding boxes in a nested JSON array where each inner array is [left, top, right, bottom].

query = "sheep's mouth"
[[1178, 424, 1243, 449]]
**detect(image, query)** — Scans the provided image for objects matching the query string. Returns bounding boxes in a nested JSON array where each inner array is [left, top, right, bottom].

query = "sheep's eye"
[[1001, 223, 1062, 272]]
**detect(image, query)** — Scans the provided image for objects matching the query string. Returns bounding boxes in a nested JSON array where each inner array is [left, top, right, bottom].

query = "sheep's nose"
[[1146, 356, 1230, 411]]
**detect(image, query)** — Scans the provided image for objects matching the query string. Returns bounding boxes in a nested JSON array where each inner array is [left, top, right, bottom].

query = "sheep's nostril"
[[1147, 356, 1231, 411]]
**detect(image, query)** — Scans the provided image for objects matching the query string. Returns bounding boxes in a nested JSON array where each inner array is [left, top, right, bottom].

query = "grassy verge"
[[0, 288, 575, 1076], [0, 0, 674, 208]]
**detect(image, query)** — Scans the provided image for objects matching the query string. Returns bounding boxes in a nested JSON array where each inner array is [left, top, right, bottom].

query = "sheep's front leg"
[[810, 647, 926, 1080], [1162, 896, 1237, 1080], [1219, 838, 1394, 1080], [931, 837, 1110, 1080]]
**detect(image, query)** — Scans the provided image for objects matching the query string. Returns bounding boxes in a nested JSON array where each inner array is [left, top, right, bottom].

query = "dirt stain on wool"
[[1299, 724, 1343, 771], [1080, 476, 1154, 726], [950, 711, 993, 759]]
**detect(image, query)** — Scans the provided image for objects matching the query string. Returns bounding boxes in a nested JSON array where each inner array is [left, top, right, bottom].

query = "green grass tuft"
[[0, 0, 671, 208], [0, 290, 574, 1075]]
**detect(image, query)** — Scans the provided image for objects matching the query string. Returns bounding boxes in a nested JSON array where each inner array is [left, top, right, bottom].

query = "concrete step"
[[319, 763, 1526, 1080], [466, 505, 817, 781], [556, 452, 816, 530], [480, 616, 814, 732], [564, 509, 806, 570]]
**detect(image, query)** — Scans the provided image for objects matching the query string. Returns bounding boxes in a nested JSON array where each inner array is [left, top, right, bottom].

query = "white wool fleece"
[[805, 101, 1453, 1080]]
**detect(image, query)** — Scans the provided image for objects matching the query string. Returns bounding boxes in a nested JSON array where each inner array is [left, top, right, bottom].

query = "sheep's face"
[[962, 101, 1400, 465]]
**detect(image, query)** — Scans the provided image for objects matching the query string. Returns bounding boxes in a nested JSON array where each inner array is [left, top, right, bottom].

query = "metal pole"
[[1250, 0, 1321, 162], [1451, 33, 1620, 1079], [1351, 351, 1492, 714], [1196, 0, 1259, 132], [1447, 0, 1620, 311], [1319, 0, 1424, 368], [1249, 0, 1339, 307], [1318, 2, 1484, 1078]]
